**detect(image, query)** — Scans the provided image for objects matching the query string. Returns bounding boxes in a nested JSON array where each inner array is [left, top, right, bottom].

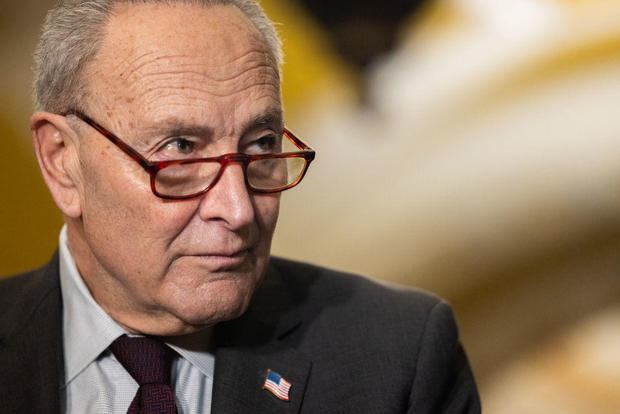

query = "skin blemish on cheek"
[[81, 90, 93, 104]]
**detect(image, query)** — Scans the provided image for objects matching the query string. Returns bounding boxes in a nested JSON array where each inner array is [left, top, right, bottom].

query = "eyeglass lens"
[[154, 156, 307, 197]]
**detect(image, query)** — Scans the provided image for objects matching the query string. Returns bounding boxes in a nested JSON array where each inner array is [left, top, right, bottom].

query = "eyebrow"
[[143, 108, 284, 139], [241, 109, 284, 135], [143, 120, 214, 139]]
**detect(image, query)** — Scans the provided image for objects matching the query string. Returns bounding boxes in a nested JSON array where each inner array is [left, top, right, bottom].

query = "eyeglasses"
[[64, 110, 315, 200]]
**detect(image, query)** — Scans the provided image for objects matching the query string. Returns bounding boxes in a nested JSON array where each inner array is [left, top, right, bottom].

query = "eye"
[[157, 138, 197, 159], [246, 134, 280, 154]]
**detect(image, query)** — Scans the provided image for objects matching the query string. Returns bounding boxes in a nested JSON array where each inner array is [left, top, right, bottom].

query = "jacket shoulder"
[[0, 254, 60, 337], [268, 256, 453, 356], [269, 256, 443, 318], [0, 253, 64, 414]]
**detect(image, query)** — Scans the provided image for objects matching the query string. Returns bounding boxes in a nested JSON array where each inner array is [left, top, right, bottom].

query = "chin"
[[169, 278, 258, 327]]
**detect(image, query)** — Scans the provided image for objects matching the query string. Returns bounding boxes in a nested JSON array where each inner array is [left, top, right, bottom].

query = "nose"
[[197, 161, 255, 230]]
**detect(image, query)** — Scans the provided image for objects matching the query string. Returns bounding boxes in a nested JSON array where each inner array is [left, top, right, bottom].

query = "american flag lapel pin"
[[263, 369, 292, 401]]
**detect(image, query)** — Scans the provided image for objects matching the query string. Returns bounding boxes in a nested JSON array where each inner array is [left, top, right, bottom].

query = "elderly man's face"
[[66, 3, 281, 334]]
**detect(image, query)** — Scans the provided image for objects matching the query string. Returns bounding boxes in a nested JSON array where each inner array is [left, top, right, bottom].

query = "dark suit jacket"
[[0, 253, 480, 413]]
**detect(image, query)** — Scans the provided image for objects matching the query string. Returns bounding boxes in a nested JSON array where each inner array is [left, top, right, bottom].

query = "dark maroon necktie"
[[110, 335, 178, 414]]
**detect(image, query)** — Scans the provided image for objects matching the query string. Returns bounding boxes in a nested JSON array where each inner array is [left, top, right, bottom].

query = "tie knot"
[[110, 335, 175, 386]]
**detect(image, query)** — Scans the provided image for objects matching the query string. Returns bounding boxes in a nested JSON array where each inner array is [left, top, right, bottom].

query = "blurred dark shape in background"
[[298, 0, 431, 71]]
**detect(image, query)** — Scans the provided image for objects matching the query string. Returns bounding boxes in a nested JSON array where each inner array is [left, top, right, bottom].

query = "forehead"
[[84, 2, 280, 128]]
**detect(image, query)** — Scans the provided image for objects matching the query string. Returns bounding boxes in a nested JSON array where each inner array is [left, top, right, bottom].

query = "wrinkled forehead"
[[81, 2, 280, 117]]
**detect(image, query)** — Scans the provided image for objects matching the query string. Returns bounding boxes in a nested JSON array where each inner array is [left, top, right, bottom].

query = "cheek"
[[79, 155, 198, 254], [112, 199, 200, 251]]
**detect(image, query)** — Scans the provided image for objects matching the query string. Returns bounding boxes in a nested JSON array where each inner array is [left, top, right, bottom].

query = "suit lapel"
[[211, 262, 312, 413], [0, 253, 64, 413], [212, 343, 311, 413]]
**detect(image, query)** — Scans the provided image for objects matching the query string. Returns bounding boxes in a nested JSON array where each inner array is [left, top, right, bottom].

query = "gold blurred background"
[[2, 0, 620, 411]]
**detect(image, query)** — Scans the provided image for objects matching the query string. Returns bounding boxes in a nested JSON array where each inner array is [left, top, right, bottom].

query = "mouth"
[[183, 248, 254, 271]]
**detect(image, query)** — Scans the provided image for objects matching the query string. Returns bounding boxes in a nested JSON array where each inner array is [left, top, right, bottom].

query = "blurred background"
[[2, 0, 620, 411]]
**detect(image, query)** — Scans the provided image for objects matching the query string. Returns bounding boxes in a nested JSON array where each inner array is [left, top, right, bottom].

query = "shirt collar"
[[165, 329, 215, 378], [59, 225, 126, 386], [58, 225, 215, 384]]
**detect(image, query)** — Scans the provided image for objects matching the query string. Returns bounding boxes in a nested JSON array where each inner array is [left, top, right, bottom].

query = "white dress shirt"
[[58, 226, 214, 413]]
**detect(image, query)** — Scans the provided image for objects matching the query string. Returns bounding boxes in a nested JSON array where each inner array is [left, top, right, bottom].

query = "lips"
[[186, 246, 253, 258], [177, 247, 254, 271]]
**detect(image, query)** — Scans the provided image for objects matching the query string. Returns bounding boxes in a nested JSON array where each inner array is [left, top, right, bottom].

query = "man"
[[0, 0, 480, 412]]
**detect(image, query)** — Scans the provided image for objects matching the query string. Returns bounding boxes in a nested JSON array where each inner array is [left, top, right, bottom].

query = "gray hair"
[[33, 0, 283, 113]]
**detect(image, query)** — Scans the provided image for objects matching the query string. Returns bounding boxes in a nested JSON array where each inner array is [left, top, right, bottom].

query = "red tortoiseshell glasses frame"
[[64, 110, 315, 200]]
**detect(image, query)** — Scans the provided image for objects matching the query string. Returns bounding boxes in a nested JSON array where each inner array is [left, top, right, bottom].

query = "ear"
[[31, 112, 83, 218]]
